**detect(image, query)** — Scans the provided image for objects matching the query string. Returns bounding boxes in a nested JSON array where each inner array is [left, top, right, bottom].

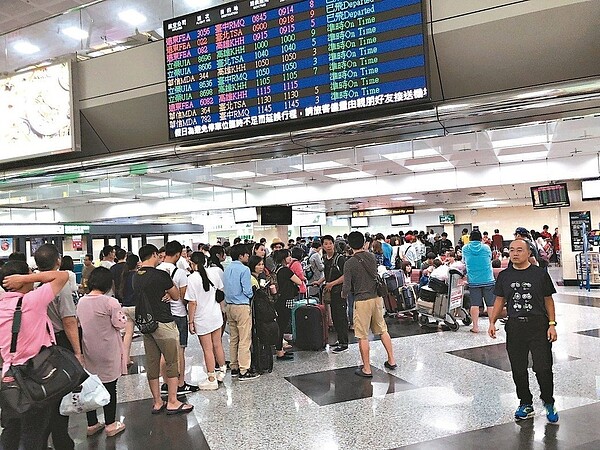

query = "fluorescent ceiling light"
[[406, 199, 426, 204], [194, 186, 232, 192], [390, 196, 413, 201], [81, 186, 132, 194], [213, 171, 260, 179], [13, 41, 40, 54], [290, 161, 343, 171], [405, 161, 454, 172], [0, 196, 33, 205], [119, 10, 147, 26], [62, 27, 89, 40], [382, 148, 439, 160], [497, 151, 548, 163], [491, 135, 549, 149], [145, 179, 187, 187], [326, 171, 372, 180], [427, 208, 445, 211], [256, 179, 302, 187], [142, 192, 186, 198], [89, 198, 133, 203]]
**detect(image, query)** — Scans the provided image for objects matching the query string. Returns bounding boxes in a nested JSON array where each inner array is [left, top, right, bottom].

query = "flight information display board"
[[164, 0, 428, 139]]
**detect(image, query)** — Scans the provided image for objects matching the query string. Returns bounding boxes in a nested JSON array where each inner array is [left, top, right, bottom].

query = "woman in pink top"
[[0, 261, 69, 450], [289, 247, 307, 297], [76, 267, 127, 438]]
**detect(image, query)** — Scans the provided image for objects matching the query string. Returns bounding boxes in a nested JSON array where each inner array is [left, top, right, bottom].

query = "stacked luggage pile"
[[381, 269, 419, 321]]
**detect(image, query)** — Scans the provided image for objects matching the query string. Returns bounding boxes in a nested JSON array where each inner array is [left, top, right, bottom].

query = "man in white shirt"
[[157, 241, 197, 393], [99, 245, 116, 269]]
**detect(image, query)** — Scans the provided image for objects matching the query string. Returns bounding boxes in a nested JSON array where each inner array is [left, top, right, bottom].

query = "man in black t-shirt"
[[488, 239, 558, 423], [135, 244, 193, 416], [314, 235, 348, 353]]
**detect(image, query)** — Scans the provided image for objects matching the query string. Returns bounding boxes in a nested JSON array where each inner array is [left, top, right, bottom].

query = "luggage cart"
[[382, 270, 419, 321], [416, 269, 471, 331]]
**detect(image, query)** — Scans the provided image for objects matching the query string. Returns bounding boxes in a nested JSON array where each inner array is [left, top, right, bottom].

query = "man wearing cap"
[[488, 238, 558, 423], [265, 238, 284, 272]]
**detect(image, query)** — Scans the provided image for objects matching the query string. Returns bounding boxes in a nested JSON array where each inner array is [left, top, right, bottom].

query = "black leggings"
[[275, 299, 291, 351], [87, 379, 118, 426]]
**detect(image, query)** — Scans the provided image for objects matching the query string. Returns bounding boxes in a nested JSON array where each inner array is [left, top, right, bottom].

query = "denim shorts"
[[173, 315, 188, 347], [469, 284, 495, 307]]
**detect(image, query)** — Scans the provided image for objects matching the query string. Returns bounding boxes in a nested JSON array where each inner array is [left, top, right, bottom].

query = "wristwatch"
[[548, 321, 557, 326]]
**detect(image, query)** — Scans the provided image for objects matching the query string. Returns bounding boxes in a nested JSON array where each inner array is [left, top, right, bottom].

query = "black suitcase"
[[400, 285, 416, 310], [295, 304, 328, 350], [251, 334, 273, 374], [428, 277, 448, 294]]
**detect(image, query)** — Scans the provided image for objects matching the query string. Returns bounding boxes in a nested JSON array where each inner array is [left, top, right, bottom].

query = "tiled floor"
[[51, 285, 600, 449]]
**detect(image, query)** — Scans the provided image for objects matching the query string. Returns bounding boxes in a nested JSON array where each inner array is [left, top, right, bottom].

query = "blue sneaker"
[[544, 403, 559, 423], [515, 404, 535, 421]]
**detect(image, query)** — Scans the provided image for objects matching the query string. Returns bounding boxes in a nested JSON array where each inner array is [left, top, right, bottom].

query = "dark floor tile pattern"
[[554, 293, 600, 308], [285, 366, 416, 406], [71, 398, 210, 450], [448, 343, 579, 372], [575, 328, 600, 338], [394, 401, 600, 449]]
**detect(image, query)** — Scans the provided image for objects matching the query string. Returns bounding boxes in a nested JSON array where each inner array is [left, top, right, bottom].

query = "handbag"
[[208, 279, 225, 303], [133, 272, 159, 334], [0, 297, 87, 415], [59, 372, 110, 415], [355, 254, 389, 299]]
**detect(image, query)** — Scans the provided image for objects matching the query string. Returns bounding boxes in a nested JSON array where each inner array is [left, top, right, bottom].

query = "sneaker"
[[238, 371, 260, 381], [216, 366, 226, 383], [514, 404, 535, 421], [177, 382, 199, 394], [160, 383, 168, 394], [544, 403, 559, 423], [332, 345, 348, 353], [199, 375, 218, 391], [230, 369, 239, 377]]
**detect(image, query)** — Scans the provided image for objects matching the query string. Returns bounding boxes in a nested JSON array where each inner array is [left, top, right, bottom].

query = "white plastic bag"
[[59, 373, 110, 416]]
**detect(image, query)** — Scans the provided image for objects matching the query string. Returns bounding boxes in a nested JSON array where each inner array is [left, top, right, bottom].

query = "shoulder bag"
[[355, 254, 389, 299], [0, 297, 87, 415], [133, 272, 159, 334]]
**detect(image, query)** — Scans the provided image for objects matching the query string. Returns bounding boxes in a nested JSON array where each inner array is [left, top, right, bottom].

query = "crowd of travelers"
[[0, 224, 561, 446]]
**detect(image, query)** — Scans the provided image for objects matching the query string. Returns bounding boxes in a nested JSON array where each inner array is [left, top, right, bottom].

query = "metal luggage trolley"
[[416, 268, 472, 331]]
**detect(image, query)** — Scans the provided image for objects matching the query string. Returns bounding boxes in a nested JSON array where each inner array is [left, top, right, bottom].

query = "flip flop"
[[470, 329, 479, 333], [87, 422, 105, 436], [166, 403, 194, 415], [354, 368, 373, 378], [151, 401, 167, 414], [105, 421, 126, 437]]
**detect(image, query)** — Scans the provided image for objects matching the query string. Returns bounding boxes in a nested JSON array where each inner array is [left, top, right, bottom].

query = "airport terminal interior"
[[1, 0, 600, 448]]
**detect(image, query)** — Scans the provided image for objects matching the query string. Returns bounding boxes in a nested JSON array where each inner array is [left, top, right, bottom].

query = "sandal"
[[105, 421, 126, 437], [151, 401, 167, 414], [87, 422, 105, 436], [166, 403, 194, 415]]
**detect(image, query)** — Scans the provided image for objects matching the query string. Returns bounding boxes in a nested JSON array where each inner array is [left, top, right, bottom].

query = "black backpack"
[[133, 271, 159, 334]]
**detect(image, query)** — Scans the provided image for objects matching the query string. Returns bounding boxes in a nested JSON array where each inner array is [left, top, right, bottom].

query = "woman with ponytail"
[[185, 252, 227, 390]]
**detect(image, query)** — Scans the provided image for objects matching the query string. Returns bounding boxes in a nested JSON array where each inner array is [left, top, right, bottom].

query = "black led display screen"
[[164, 0, 428, 139]]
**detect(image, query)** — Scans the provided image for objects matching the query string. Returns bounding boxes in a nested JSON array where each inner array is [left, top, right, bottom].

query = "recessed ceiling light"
[[143, 192, 186, 198], [118, 10, 147, 26], [406, 199, 426, 204], [194, 186, 232, 192], [62, 27, 89, 40], [427, 208, 445, 212], [13, 41, 40, 54], [390, 196, 413, 201], [405, 161, 454, 172], [326, 171, 372, 180], [290, 161, 343, 171], [496, 151, 548, 163], [89, 198, 133, 203], [256, 179, 302, 187], [213, 171, 260, 179]]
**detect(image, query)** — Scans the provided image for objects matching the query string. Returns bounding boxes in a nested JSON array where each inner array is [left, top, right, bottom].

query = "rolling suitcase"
[[383, 292, 398, 314], [295, 303, 328, 350], [291, 297, 319, 341], [399, 284, 417, 310], [251, 334, 273, 374]]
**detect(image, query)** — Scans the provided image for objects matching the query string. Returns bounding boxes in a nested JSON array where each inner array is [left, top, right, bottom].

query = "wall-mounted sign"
[[570, 211, 591, 252], [64, 224, 90, 234], [352, 207, 414, 218], [439, 214, 455, 224]]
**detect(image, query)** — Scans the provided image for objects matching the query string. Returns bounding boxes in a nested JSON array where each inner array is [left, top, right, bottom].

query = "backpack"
[[302, 256, 314, 280], [268, 266, 283, 299], [133, 272, 159, 334]]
